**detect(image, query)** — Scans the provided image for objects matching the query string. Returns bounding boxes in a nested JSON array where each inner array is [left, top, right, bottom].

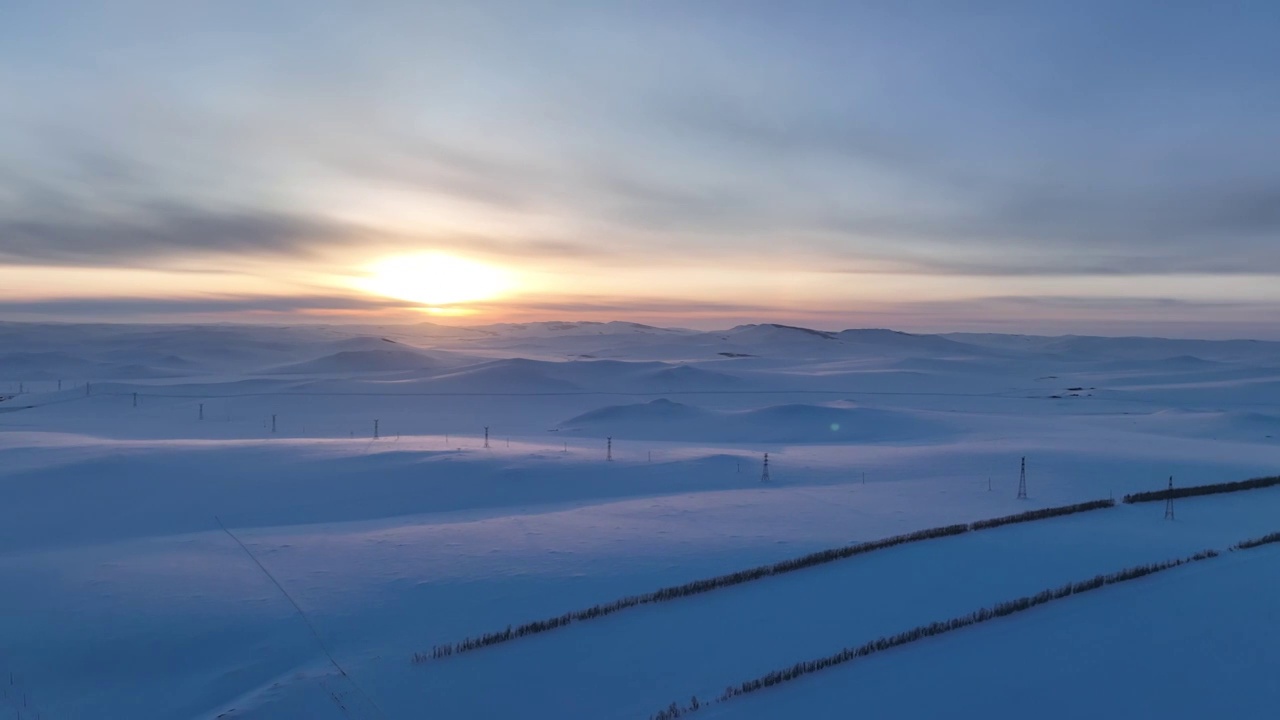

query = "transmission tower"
[[484, 426, 490, 449], [761, 453, 770, 482], [1016, 457, 1027, 499], [1164, 476, 1175, 520], [606, 437, 613, 461]]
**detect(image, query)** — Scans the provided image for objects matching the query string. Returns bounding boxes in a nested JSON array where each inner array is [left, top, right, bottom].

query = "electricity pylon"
[[1016, 457, 1027, 499]]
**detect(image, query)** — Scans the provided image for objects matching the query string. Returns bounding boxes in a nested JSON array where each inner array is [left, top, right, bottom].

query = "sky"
[[1, 1, 1278, 338]]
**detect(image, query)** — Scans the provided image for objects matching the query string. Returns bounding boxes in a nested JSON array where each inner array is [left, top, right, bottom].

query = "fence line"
[[414, 499, 1116, 663], [650, 547, 1224, 719], [1124, 475, 1280, 504]]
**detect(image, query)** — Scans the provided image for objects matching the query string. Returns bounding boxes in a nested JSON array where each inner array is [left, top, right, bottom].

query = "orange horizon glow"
[[3, 251, 1280, 339], [348, 252, 515, 308]]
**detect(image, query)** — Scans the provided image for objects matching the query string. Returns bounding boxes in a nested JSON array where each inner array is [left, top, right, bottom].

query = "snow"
[[261, 349, 445, 375], [1, 320, 1278, 719], [707, 543, 1280, 720], [560, 399, 955, 444]]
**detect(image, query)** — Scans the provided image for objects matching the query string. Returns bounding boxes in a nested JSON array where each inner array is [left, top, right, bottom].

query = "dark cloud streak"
[[0, 293, 413, 316], [0, 205, 355, 265]]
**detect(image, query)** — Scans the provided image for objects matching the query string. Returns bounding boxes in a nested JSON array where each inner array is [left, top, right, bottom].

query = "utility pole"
[[761, 453, 770, 482], [484, 426, 490, 449], [606, 437, 613, 461], [1164, 476, 1175, 520], [374, 419, 380, 439], [1016, 457, 1027, 500], [987, 477, 992, 492], [132, 392, 138, 408], [58, 379, 62, 391], [199, 403, 204, 421], [271, 414, 277, 433]]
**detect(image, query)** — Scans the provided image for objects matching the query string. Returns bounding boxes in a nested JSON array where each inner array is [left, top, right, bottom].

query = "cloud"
[[0, 293, 413, 317], [424, 233, 619, 264], [1, 290, 1275, 340], [0, 193, 617, 269], [0, 292, 782, 322], [0, 204, 363, 266], [471, 296, 780, 316], [792, 295, 1280, 340], [931, 294, 1275, 314], [802, 178, 1280, 276], [841, 293, 1280, 327]]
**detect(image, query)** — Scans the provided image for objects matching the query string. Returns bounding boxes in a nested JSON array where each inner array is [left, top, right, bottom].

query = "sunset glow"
[[1, 2, 1277, 337], [351, 253, 514, 308]]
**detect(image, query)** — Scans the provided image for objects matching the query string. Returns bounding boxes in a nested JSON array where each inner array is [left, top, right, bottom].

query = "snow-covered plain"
[[1, 320, 1278, 719]]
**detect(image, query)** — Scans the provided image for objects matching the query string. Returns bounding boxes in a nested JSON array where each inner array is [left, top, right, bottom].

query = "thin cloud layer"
[[0, 206, 353, 266], [0, 294, 413, 316]]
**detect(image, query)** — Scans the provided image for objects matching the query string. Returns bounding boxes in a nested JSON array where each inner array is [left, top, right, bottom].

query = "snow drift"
[[560, 398, 954, 444]]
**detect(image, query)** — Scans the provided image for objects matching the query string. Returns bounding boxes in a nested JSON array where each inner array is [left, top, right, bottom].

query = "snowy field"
[[1, 320, 1278, 719]]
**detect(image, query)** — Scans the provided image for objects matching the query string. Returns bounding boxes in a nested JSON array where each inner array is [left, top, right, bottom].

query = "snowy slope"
[[709, 544, 1280, 720], [261, 348, 445, 375], [1, 320, 1279, 720], [560, 399, 956, 444]]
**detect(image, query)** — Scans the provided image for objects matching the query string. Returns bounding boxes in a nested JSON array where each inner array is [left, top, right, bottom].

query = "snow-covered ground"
[[1, 321, 1277, 719]]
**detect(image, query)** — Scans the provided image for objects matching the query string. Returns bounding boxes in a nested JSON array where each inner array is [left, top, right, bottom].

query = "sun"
[[352, 252, 512, 307]]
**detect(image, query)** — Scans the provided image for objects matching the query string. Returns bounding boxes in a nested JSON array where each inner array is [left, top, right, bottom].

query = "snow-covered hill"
[[1, 320, 1278, 719]]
